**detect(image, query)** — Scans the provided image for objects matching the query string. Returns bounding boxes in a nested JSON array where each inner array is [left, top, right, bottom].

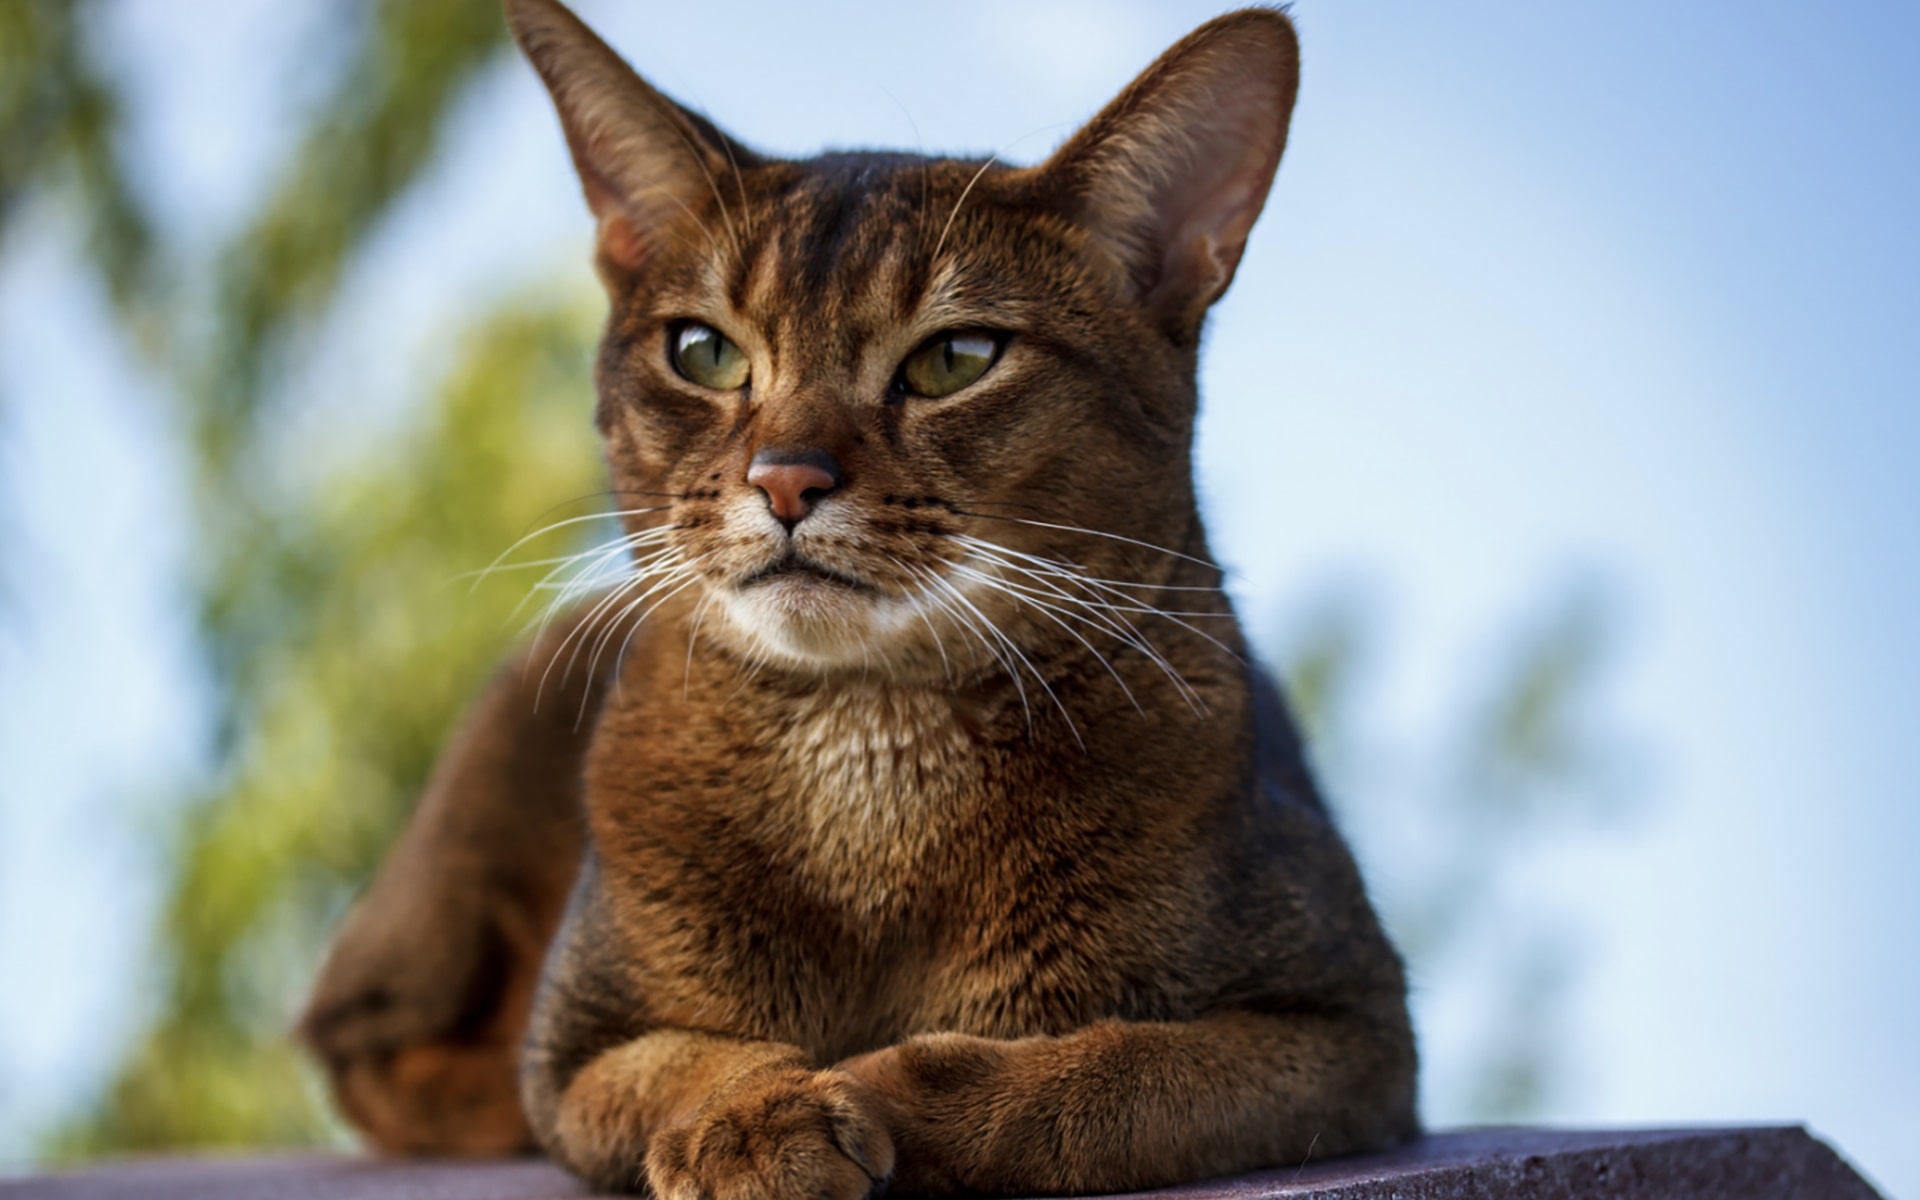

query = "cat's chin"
[[713, 574, 913, 672]]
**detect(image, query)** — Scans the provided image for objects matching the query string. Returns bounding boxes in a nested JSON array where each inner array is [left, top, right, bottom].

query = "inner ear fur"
[[1041, 8, 1300, 340], [504, 0, 756, 279]]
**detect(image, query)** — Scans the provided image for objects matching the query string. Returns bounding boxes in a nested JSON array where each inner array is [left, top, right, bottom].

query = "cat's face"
[[509, 0, 1298, 678], [594, 156, 1194, 671]]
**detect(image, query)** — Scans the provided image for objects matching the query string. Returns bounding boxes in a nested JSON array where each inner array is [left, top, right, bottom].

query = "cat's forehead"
[[684, 151, 1036, 346], [756, 152, 935, 296], [800, 150, 933, 189]]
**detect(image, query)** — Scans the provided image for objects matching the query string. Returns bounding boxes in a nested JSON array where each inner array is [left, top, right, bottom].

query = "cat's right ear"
[[504, 0, 750, 279]]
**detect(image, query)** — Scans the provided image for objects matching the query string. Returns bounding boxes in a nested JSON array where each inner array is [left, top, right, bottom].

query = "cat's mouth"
[[719, 551, 900, 667], [737, 554, 875, 595]]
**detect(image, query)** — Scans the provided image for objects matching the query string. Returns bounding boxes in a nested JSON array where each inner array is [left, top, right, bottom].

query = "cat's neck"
[[590, 585, 1249, 917]]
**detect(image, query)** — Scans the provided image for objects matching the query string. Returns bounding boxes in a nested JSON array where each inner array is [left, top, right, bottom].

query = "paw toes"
[[647, 1126, 705, 1200], [646, 1070, 894, 1200]]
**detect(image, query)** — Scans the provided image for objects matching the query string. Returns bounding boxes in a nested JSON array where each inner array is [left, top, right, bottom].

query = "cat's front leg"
[[538, 1029, 894, 1199], [837, 1009, 1417, 1196], [300, 608, 616, 1154]]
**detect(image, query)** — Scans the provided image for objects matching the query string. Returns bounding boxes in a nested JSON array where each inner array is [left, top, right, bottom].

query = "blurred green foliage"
[[3, 0, 1632, 1158], [0, 0, 153, 320], [48, 301, 605, 1155], [6, 0, 601, 1154]]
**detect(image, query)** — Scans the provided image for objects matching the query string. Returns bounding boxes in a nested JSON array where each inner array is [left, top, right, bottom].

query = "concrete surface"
[[0, 1125, 1884, 1199]]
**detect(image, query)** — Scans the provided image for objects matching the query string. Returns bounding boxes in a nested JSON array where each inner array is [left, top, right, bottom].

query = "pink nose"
[[746, 449, 841, 529]]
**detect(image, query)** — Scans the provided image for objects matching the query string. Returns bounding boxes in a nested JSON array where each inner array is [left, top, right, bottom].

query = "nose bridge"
[[747, 384, 856, 463]]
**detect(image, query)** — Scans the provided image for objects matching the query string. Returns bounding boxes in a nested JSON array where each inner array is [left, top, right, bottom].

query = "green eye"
[[670, 322, 750, 390], [899, 331, 1001, 399]]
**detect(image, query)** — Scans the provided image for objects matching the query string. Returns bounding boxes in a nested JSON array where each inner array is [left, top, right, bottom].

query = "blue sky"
[[2, 0, 1915, 1192]]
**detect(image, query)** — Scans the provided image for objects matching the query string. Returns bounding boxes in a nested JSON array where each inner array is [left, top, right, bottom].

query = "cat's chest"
[[599, 676, 988, 865], [755, 688, 983, 903]]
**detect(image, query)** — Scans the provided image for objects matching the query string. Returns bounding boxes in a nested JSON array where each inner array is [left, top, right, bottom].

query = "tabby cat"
[[301, 1, 1419, 1194]]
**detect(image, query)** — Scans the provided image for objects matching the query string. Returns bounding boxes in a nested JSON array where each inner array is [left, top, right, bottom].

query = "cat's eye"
[[670, 322, 750, 391], [898, 331, 1002, 399]]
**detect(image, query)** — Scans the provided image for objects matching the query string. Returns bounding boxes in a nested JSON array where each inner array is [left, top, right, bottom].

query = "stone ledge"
[[0, 1126, 1883, 1199]]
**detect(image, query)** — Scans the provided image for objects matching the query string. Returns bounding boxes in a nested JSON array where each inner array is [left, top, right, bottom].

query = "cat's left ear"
[[1040, 9, 1300, 340]]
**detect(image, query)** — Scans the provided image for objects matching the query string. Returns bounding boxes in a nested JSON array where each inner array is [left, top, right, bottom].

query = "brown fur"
[[302, 2, 1419, 1194]]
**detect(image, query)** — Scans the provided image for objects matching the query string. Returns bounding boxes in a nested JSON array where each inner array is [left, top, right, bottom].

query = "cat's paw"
[[321, 1039, 530, 1155], [300, 885, 536, 1154], [646, 1068, 895, 1200], [834, 1035, 1013, 1197]]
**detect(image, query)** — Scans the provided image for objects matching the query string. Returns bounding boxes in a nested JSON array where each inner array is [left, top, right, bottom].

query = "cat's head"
[[508, 0, 1297, 679]]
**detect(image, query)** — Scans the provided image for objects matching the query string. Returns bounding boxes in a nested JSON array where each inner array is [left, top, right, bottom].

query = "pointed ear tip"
[[501, 0, 573, 53], [1154, 10, 1297, 113], [1220, 6, 1300, 42], [1190, 9, 1300, 75]]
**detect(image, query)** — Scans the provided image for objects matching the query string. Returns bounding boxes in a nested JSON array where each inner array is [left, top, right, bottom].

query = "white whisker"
[[957, 534, 1243, 670], [921, 566, 1082, 747], [952, 558, 1205, 715], [577, 558, 708, 694], [953, 534, 1223, 593], [911, 565, 1026, 731], [952, 512, 1222, 571], [933, 155, 999, 263], [534, 569, 657, 707], [459, 523, 677, 587], [951, 563, 1157, 714], [507, 533, 679, 627], [940, 530, 1251, 715], [683, 591, 716, 700], [589, 565, 710, 728], [522, 541, 681, 642], [895, 561, 954, 685], [468, 505, 674, 592], [531, 545, 706, 714]]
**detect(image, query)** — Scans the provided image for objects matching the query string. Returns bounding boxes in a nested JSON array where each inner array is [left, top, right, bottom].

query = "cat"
[[300, 0, 1419, 1194]]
